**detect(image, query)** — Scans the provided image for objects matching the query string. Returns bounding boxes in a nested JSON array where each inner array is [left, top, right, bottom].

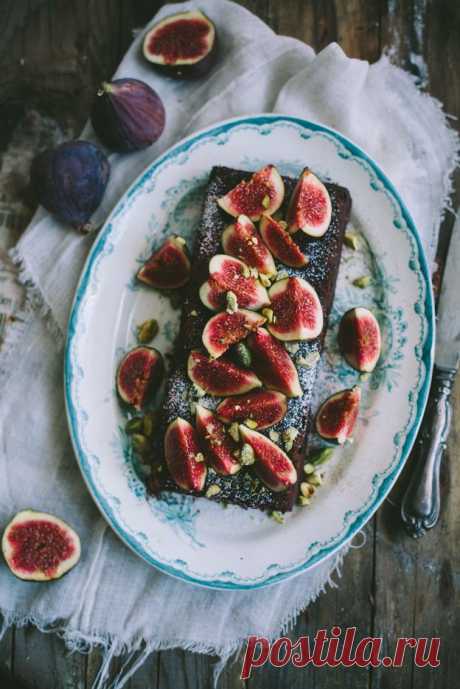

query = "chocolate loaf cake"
[[152, 166, 351, 512]]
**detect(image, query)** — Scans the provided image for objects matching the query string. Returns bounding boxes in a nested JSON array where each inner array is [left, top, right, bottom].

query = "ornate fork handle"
[[401, 365, 456, 538]]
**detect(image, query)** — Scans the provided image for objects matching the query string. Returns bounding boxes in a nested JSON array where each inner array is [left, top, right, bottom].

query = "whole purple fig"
[[31, 141, 110, 232], [91, 78, 166, 152]]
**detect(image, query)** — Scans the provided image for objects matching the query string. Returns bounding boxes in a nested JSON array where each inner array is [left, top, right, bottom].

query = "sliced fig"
[[217, 165, 285, 221], [268, 277, 323, 341], [287, 168, 332, 237], [315, 387, 361, 444], [259, 214, 308, 268], [247, 328, 302, 397], [142, 9, 217, 79], [222, 215, 276, 276], [2, 510, 81, 581], [165, 418, 207, 491], [216, 390, 287, 430], [116, 346, 164, 411], [188, 350, 262, 396], [195, 405, 241, 476], [202, 309, 266, 358], [239, 426, 297, 492], [137, 236, 191, 289], [339, 307, 381, 372], [199, 255, 269, 311]]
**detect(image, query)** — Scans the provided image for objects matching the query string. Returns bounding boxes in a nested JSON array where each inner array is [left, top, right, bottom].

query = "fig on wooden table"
[[142, 9, 218, 79], [116, 346, 164, 411], [217, 165, 285, 221], [247, 328, 302, 398], [268, 277, 323, 341], [287, 168, 332, 237], [199, 255, 270, 311], [2, 510, 81, 582], [239, 426, 297, 492], [202, 309, 266, 358], [91, 78, 165, 152], [164, 418, 207, 492], [259, 214, 308, 268], [31, 141, 110, 232], [137, 236, 191, 289], [315, 386, 361, 444], [195, 405, 241, 476], [187, 350, 262, 396], [339, 307, 381, 372], [216, 390, 288, 430], [222, 215, 276, 276]]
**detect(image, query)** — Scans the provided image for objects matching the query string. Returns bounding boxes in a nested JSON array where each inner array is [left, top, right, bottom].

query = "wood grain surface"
[[0, 1, 459, 688]]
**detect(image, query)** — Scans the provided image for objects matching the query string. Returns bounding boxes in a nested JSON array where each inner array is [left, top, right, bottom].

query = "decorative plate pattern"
[[65, 115, 434, 589]]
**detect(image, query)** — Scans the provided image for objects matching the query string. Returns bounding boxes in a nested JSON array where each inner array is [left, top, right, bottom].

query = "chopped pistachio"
[[234, 342, 252, 368], [309, 447, 334, 466], [307, 472, 323, 486], [300, 481, 316, 498], [271, 511, 284, 524], [226, 290, 239, 313], [142, 413, 157, 438], [195, 452, 205, 463], [262, 307, 275, 323], [175, 236, 186, 246], [297, 351, 320, 368], [269, 429, 280, 443], [190, 309, 198, 317], [276, 269, 289, 281], [344, 232, 360, 250], [228, 422, 240, 442], [259, 273, 272, 287], [284, 341, 300, 355], [262, 194, 270, 209], [137, 318, 159, 344], [303, 463, 316, 475], [244, 418, 258, 429], [242, 264, 251, 278], [283, 427, 299, 452], [298, 495, 311, 506], [206, 484, 221, 498], [249, 267, 259, 278], [279, 220, 288, 230], [240, 443, 255, 465], [353, 275, 372, 289], [131, 434, 148, 454], [125, 417, 144, 434]]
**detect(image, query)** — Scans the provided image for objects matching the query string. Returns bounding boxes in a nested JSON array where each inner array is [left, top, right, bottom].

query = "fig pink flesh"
[[222, 216, 276, 275], [7, 520, 76, 578], [195, 406, 240, 475], [316, 387, 361, 443], [203, 255, 269, 310], [117, 347, 163, 410], [268, 277, 323, 341], [137, 237, 190, 289], [188, 350, 261, 396], [339, 308, 381, 372], [202, 309, 265, 358], [218, 165, 284, 220], [259, 214, 308, 268], [287, 169, 331, 236], [216, 390, 287, 429], [165, 418, 207, 491], [247, 328, 301, 397], [147, 18, 211, 64], [239, 426, 297, 492]]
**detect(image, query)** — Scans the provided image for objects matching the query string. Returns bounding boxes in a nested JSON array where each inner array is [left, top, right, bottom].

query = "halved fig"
[[116, 346, 164, 411], [202, 309, 266, 358], [188, 350, 262, 396], [217, 165, 285, 221], [339, 307, 381, 372], [268, 277, 323, 341], [165, 418, 207, 491], [239, 426, 297, 492], [142, 10, 217, 79], [247, 328, 302, 397], [199, 255, 269, 311], [222, 215, 276, 276], [259, 214, 308, 268], [216, 390, 287, 430], [315, 386, 361, 444], [2, 510, 81, 581], [195, 405, 241, 476], [287, 168, 332, 237], [137, 236, 191, 289]]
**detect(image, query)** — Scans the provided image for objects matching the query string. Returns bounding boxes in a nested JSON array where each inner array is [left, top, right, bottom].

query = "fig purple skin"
[[31, 140, 110, 232], [91, 78, 166, 152]]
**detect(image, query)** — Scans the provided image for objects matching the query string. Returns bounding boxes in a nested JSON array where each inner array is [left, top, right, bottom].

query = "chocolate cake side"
[[151, 166, 351, 511]]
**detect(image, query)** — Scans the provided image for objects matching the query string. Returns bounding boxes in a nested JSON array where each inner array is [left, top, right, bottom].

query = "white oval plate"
[[65, 115, 434, 590]]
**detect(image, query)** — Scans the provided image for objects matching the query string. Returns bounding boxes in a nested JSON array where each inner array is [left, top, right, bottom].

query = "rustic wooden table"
[[0, 1, 459, 688]]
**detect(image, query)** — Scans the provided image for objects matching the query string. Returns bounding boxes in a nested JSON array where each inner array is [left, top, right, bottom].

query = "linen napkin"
[[0, 1, 458, 686]]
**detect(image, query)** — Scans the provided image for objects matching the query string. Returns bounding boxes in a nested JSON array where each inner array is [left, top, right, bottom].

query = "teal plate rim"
[[64, 114, 435, 590]]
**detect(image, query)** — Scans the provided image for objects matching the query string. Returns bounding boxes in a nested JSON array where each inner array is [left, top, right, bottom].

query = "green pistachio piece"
[[125, 417, 144, 434], [309, 447, 334, 466], [234, 342, 252, 368], [271, 511, 284, 524], [131, 434, 149, 454], [137, 318, 159, 344], [353, 275, 372, 289], [344, 232, 360, 250]]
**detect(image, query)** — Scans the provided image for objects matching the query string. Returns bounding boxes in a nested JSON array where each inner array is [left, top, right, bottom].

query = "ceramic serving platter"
[[65, 115, 434, 590]]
